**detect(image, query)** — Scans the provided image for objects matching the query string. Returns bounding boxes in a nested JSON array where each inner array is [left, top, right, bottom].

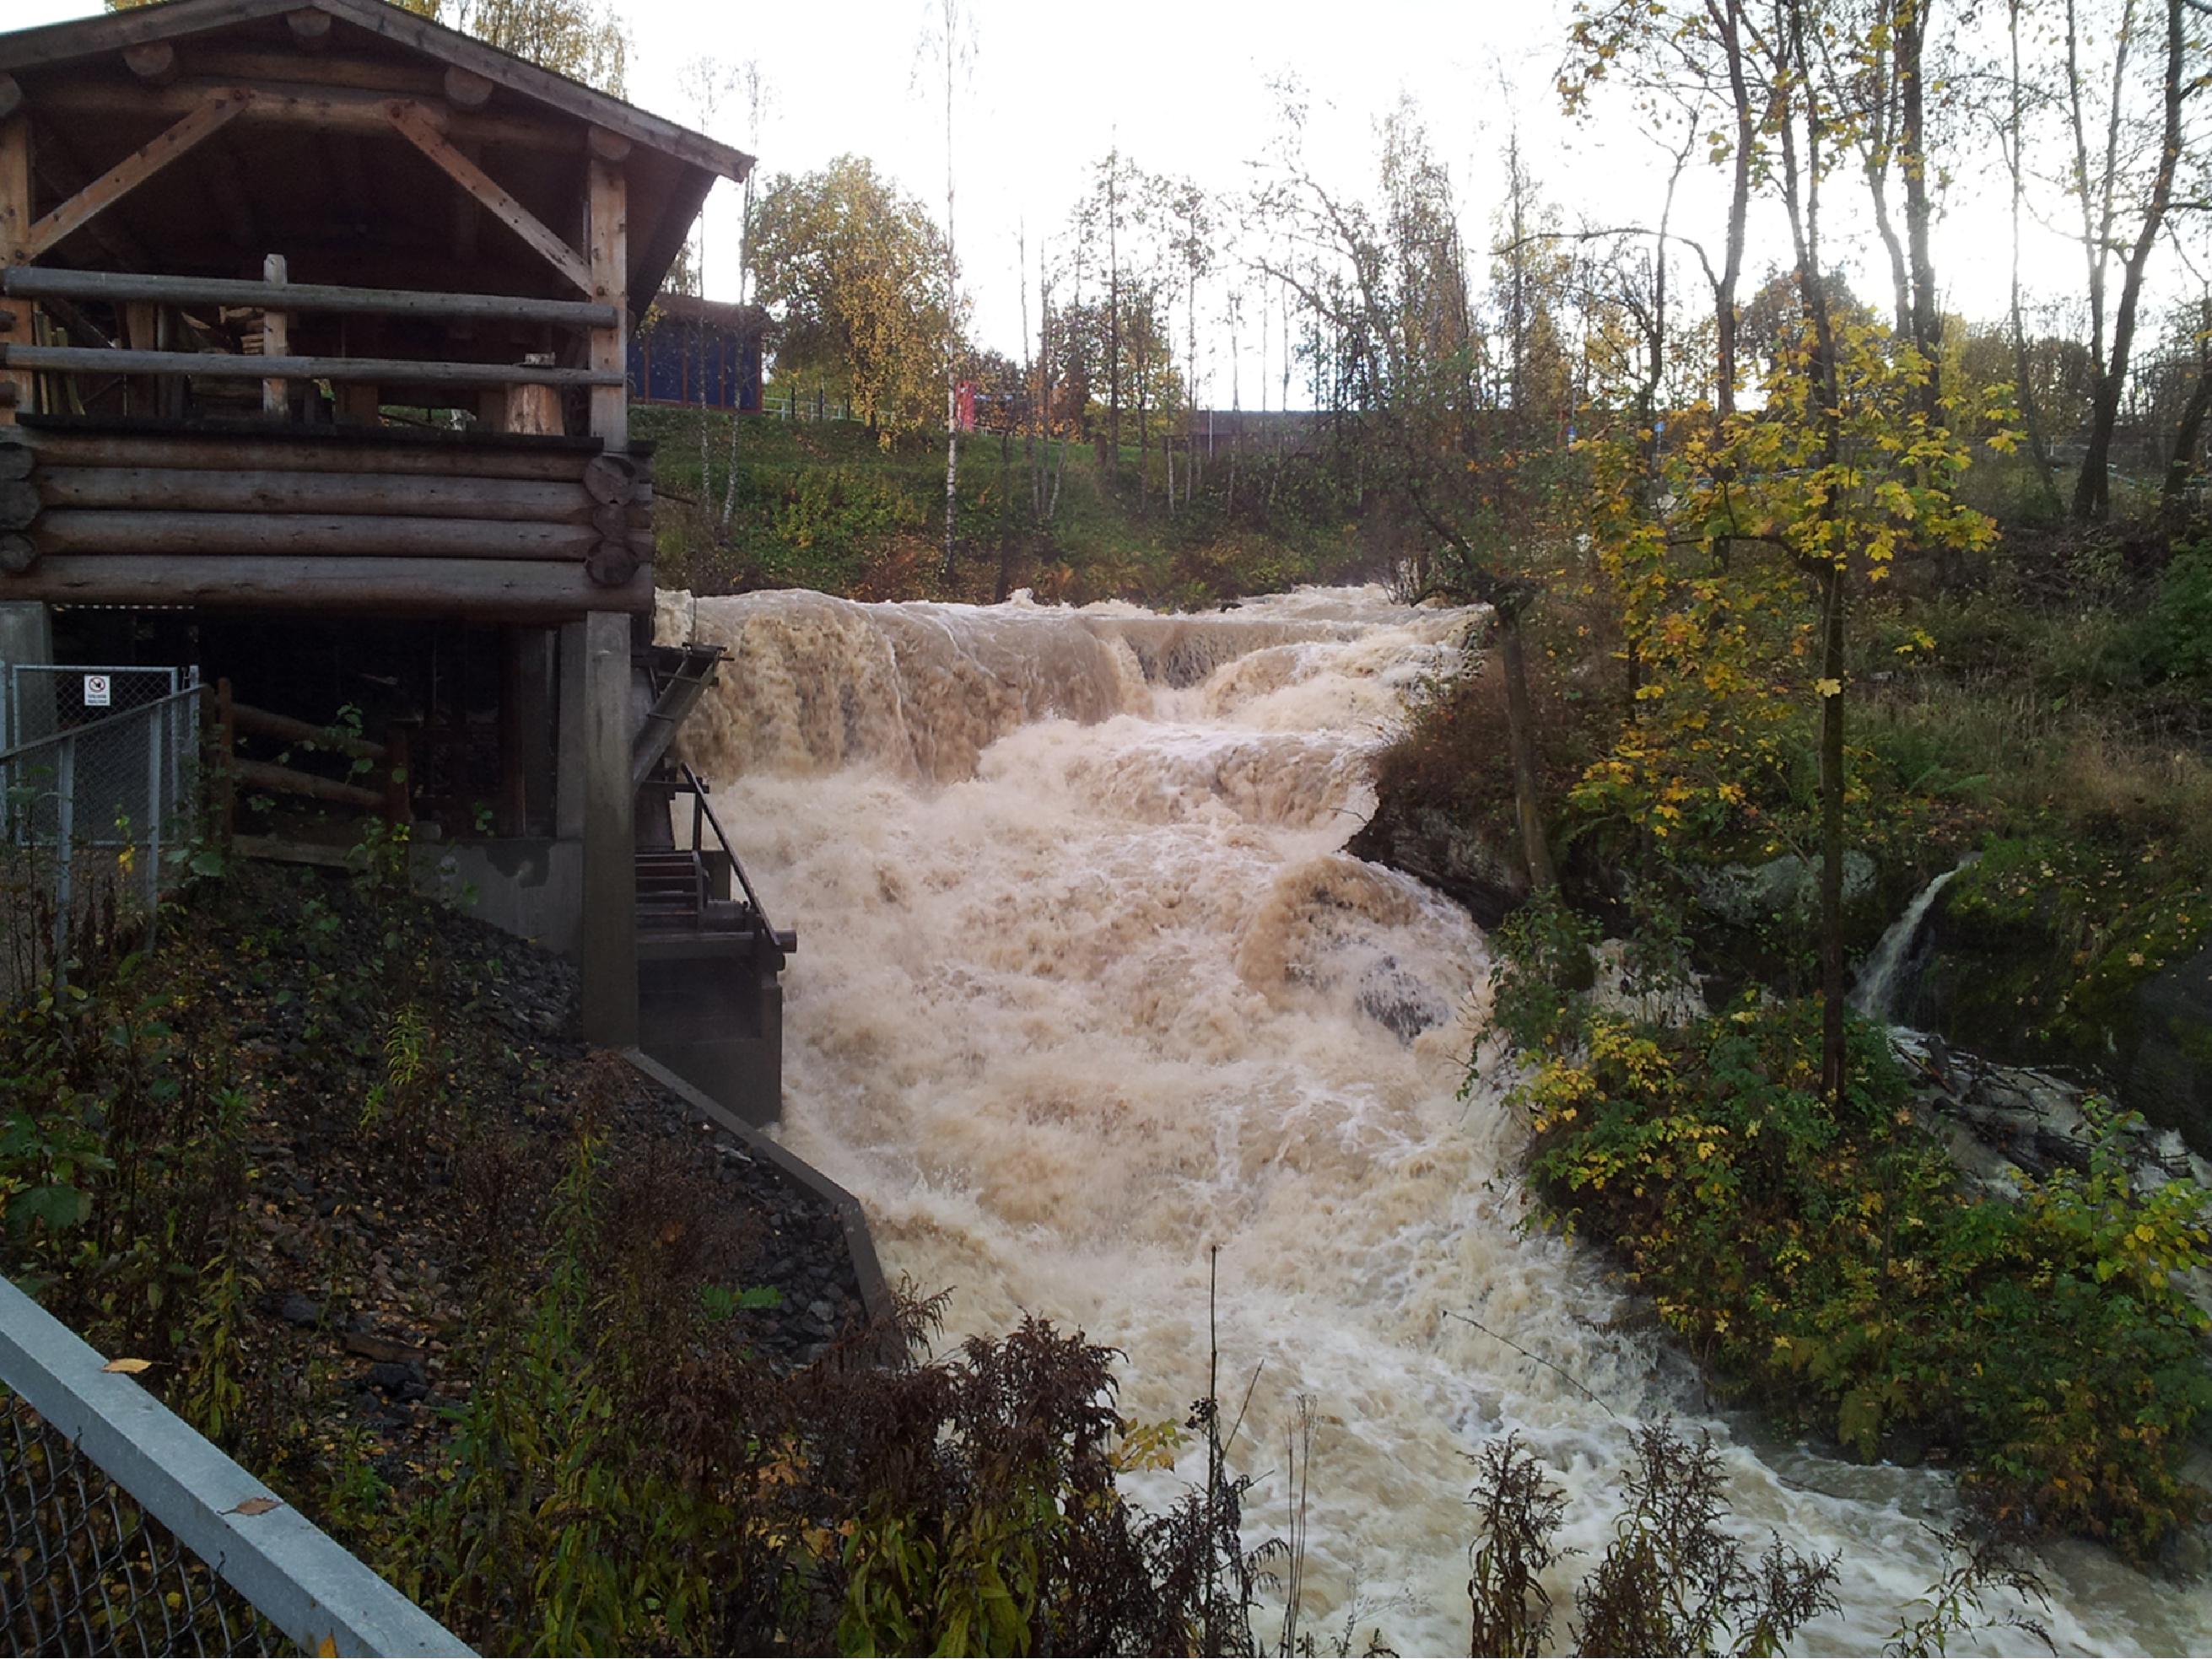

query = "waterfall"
[[667, 585, 2206, 1656], [1850, 859, 1976, 1023]]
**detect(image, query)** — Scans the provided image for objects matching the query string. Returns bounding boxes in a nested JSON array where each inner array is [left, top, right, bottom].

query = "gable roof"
[[0, 0, 753, 184]]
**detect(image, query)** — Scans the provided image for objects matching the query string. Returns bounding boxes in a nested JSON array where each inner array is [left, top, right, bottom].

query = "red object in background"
[[955, 380, 978, 433]]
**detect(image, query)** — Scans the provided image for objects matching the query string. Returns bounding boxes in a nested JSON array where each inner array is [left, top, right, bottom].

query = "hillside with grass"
[[634, 404, 1371, 609]]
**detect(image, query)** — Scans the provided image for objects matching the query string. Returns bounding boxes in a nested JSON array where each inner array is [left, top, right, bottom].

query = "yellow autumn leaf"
[[1813, 677, 1842, 698], [100, 1358, 153, 1375]]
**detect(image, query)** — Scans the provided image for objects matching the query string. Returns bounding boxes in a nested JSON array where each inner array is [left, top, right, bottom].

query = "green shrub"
[[2149, 539, 2212, 681], [1929, 835, 2209, 1069], [1497, 983, 2212, 1559]]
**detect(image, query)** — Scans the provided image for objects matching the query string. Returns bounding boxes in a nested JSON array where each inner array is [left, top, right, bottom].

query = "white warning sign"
[[83, 674, 111, 708]]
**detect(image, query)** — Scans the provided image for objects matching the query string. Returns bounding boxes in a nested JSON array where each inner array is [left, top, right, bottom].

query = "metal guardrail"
[[677, 760, 794, 964], [0, 1277, 467, 1657]]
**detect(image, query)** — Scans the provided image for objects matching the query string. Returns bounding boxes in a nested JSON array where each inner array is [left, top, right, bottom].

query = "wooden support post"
[[585, 143, 628, 446], [515, 625, 554, 832], [579, 608, 636, 1047], [556, 620, 585, 839], [0, 111, 30, 421], [262, 254, 289, 417], [497, 625, 526, 836], [575, 137, 637, 1042], [214, 677, 237, 839]]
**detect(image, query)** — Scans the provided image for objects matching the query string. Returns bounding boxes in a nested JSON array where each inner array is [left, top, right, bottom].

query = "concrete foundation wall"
[[419, 837, 584, 959], [639, 955, 783, 1128], [0, 601, 56, 744]]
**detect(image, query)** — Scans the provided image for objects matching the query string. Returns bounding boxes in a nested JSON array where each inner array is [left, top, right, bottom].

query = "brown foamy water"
[[663, 584, 2210, 1656]]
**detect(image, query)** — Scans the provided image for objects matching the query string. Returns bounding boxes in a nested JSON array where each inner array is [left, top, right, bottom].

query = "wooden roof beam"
[[25, 121, 149, 269], [442, 67, 491, 110], [27, 78, 580, 155], [122, 42, 178, 85], [450, 136, 483, 266], [0, 0, 750, 180], [4, 267, 619, 328], [385, 101, 590, 295], [285, 8, 333, 51], [25, 90, 247, 261]]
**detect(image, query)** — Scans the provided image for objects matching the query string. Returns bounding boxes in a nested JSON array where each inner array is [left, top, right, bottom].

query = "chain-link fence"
[[3, 664, 191, 751], [0, 1397, 284, 1656], [0, 1279, 465, 1658], [0, 683, 201, 988]]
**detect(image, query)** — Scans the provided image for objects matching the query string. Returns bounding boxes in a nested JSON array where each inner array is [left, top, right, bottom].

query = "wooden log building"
[[0, 0, 770, 1066]]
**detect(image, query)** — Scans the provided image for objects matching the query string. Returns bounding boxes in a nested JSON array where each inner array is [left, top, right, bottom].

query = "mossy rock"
[[1915, 836, 2212, 1154], [1676, 848, 1909, 1001]]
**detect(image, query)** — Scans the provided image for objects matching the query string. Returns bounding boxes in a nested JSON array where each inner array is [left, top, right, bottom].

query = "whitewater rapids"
[[662, 584, 2210, 1656]]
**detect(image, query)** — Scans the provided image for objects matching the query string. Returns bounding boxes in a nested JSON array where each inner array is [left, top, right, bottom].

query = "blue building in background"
[[629, 296, 768, 412]]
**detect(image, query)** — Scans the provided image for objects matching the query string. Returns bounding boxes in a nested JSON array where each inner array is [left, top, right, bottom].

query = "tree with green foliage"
[[1260, 99, 1564, 892], [750, 157, 952, 443]]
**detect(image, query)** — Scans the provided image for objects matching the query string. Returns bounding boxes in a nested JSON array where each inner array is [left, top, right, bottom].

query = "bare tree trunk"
[[2074, 0, 2180, 522], [1715, 0, 1757, 417], [719, 63, 763, 536], [1898, 0, 1942, 417], [1777, 0, 1850, 1106], [939, 0, 962, 579], [1106, 153, 1122, 482], [1496, 608, 1556, 892], [1866, 117, 1914, 338], [2006, 0, 2064, 513], [1136, 303, 1149, 512], [2162, 298, 2212, 512]]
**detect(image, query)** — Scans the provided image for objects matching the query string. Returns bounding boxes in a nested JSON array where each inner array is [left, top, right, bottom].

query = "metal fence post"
[[51, 740, 73, 983], [143, 704, 163, 944]]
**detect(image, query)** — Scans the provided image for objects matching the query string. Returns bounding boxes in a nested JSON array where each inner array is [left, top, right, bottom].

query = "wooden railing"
[[210, 679, 410, 833]]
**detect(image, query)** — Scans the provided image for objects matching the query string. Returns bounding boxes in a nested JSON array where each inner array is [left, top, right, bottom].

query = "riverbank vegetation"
[[637, 405, 1369, 610], [0, 836, 1270, 1655], [1489, 902, 2212, 1560]]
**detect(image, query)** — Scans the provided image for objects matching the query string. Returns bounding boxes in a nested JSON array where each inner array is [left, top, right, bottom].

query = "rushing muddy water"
[[665, 584, 2211, 1656]]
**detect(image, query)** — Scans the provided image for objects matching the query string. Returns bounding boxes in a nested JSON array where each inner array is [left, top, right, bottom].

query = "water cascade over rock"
[[666, 584, 2210, 1656]]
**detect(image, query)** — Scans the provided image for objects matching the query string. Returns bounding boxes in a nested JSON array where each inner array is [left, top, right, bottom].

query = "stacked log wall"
[[0, 423, 653, 618]]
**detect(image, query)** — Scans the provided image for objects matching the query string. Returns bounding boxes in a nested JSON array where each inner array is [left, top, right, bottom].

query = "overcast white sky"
[[17, 0, 2161, 407]]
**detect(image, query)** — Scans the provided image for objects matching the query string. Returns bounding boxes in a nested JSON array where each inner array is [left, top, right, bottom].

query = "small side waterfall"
[[1850, 858, 1976, 1021]]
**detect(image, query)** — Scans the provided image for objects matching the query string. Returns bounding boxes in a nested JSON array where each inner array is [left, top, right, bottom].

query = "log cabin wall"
[[0, 0, 756, 1047], [0, 420, 656, 617], [0, 0, 751, 621]]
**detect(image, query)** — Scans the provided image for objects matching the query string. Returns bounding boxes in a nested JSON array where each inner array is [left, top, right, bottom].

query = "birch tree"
[[923, 0, 974, 579]]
